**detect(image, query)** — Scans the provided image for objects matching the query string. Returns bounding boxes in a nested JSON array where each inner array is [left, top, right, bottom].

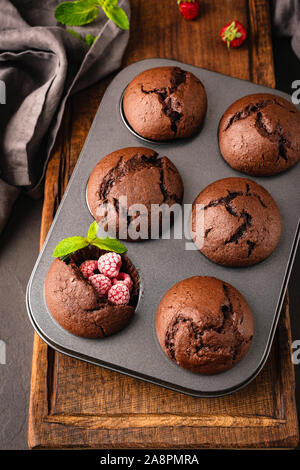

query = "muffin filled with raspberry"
[[45, 223, 139, 338]]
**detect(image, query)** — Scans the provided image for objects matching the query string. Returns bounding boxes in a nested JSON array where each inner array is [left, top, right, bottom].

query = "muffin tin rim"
[[26, 58, 300, 397]]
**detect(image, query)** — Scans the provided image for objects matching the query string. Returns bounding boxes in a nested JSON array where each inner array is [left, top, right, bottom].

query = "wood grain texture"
[[29, 0, 299, 449]]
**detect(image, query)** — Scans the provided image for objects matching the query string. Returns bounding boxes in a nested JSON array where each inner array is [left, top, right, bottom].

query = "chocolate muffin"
[[86, 147, 184, 241], [219, 93, 300, 176], [191, 177, 281, 267], [45, 246, 139, 338], [123, 66, 207, 141], [156, 276, 254, 374]]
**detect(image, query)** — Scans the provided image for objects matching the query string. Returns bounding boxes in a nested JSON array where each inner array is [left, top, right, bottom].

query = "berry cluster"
[[79, 252, 132, 306]]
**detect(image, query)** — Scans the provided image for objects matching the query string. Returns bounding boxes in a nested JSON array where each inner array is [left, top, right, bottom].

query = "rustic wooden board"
[[28, 0, 299, 448]]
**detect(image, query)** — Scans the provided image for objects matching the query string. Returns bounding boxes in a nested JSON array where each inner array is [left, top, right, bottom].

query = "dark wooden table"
[[28, 0, 299, 448]]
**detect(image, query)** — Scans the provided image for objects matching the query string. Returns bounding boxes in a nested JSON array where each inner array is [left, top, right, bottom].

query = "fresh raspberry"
[[108, 283, 130, 306], [98, 252, 122, 278], [112, 272, 133, 292], [89, 274, 112, 297], [79, 260, 99, 279]]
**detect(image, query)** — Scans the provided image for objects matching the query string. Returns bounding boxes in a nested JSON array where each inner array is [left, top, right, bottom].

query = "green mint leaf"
[[87, 221, 99, 241], [92, 237, 127, 253], [55, 0, 99, 26], [96, 0, 118, 6], [52, 236, 89, 258], [85, 33, 97, 46], [102, 4, 129, 30], [66, 29, 82, 40], [66, 30, 97, 47]]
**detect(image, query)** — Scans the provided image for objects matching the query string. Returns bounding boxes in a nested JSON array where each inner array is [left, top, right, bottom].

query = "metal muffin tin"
[[26, 58, 300, 397]]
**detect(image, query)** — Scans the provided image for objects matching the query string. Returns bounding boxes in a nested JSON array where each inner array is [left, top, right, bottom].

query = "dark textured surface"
[[0, 195, 42, 450]]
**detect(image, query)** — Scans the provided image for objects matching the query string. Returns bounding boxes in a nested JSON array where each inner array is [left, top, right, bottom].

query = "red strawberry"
[[178, 0, 200, 21], [220, 20, 247, 49]]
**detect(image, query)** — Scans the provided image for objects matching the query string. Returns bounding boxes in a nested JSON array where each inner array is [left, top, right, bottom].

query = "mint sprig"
[[87, 220, 99, 241], [52, 221, 127, 258], [55, 0, 130, 30], [53, 236, 89, 258], [102, 2, 129, 30], [85, 33, 97, 46], [92, 237, 127, 252], [55, 0, 99, 26], [66, 28, 82, 40]]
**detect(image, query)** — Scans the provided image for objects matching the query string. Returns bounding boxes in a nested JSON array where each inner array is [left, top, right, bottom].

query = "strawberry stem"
[[222, 21, 242, 49]]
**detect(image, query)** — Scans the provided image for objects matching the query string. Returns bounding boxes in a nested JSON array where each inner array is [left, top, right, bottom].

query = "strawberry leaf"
[[55, 0, 99, 26], [91, 237, 127, 253], [52, 236, 89, 258], [87, 221, 99, 241]]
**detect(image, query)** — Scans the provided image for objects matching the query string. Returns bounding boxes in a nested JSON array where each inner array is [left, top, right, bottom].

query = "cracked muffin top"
[[191, 177, 281, 267], [45, 246, 139, 338], [123, 66, 207, 141], [86, 147, 184, 241], [219, 93, 300, 176], [155, 276, 254, 374]]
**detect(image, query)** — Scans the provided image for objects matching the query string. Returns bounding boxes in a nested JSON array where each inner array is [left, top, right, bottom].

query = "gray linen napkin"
[[0, 0, 130, 233], [272, 0, 300, 58]]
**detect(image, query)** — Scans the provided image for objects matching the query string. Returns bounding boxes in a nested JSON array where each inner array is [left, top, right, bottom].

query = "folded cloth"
[[291, 25, 300, 60], [0, 0, 130, 233], [272, 0, 300, 58]]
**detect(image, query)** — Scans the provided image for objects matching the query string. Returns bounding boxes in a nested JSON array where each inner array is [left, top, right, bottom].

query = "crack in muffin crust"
[[254, 112, 291, 162], [203, 183, 268, 255], [224, 97, 295, 132], [97, 152, 181, 209], [98, 152, 161, 201], [224, 210, 253, 247], [164, 285, 240, 360], [204, 190, 243, 217], [224, 99, 274, 131], [141, 68, 187, 134]]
